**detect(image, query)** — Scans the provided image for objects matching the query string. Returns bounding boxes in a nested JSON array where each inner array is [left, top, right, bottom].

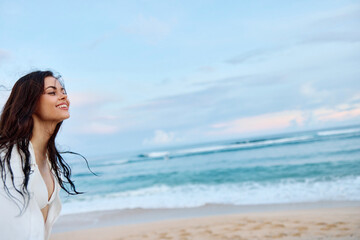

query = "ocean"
[[60, 126, 360, 215]]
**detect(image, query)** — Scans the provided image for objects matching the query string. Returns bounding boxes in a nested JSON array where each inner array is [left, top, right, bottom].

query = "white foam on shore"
[[317, 127, 360, 136], [60, 176, 360, 215], [139, 135, 314, 160]]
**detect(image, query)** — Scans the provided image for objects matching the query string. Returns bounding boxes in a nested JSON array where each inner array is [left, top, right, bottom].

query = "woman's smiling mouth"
[[56, 103, 68, 109]]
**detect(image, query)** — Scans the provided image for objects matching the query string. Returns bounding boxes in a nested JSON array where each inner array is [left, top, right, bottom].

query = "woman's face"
[[33, 76, 70, 123]]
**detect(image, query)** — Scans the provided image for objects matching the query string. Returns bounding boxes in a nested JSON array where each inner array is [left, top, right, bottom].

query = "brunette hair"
[[0, 70, 81, 212]]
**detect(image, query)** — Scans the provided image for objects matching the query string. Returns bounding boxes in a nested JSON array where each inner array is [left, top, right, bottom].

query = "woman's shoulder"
[[1, 145, 24, 168], [0, 144, 36, 187], [1, 143, 36, 163]]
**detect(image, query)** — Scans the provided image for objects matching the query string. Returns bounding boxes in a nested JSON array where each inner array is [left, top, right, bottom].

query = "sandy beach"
[[51, 202, 360, 240]]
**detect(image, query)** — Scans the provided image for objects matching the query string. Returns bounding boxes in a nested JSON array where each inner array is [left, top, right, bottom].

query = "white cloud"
[[69, 91, 120, 107], [143, 130, 180, 145], [209, 110, 305, 136], [209, 102, 360, 137], [225, 48, 281, 65], [313, 103, 360, 122], [79, 122, 119, 134]]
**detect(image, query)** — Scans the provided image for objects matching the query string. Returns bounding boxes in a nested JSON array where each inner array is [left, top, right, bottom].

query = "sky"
[[0, 0, 360, 156]]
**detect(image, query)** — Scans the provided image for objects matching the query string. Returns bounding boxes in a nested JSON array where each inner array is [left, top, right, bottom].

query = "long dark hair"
[[0, 71, 82, 211]]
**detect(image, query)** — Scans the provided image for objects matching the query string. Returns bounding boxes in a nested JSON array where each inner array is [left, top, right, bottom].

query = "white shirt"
[[0, 142, 62, 240]]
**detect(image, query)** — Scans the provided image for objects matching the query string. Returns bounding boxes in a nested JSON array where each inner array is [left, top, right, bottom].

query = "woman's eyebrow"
[[45, 86, 57, 90], [45, 86, 65, 91]]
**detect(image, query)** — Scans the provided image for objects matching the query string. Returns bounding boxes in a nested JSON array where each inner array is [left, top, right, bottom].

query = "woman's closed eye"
[[47, 91, 66, 95]]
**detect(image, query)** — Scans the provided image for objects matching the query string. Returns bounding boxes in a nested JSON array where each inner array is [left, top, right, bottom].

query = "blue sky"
[[0, 0, 360, 156]]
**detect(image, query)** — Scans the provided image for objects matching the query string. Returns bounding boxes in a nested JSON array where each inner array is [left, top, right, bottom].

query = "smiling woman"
[[34, 76, 70, 123], [0, 71, 81, 240]]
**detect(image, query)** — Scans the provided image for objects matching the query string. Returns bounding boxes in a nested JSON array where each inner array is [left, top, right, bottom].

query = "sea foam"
[[61, 176, 360, 215]]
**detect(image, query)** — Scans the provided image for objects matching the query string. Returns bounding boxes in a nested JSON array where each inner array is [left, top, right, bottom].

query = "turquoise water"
[[60, 126, 360, 214]]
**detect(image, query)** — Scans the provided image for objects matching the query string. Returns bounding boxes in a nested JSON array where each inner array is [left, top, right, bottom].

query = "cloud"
[[126, 73, 288, 113], [225, 48, 278, 65], [69, 113, 139, 135], [143, 129, 181, 145], [209, 110, 305, 136], [79, 122, 119, 134], [313, 104, 360, 122], [125, 83, 231, 113], [298, 4, 360, 44], [225, 4, 360, 66], [209, 101, 360, 137], [310, 4, 360, 27], [193, 74, 287, 88], [69, 91, 121, 107], [64, 90, 128, 135]]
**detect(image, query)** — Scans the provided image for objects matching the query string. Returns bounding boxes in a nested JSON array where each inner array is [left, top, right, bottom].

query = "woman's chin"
[[57, 114, 70, 122], [62, 115, 70, 120]]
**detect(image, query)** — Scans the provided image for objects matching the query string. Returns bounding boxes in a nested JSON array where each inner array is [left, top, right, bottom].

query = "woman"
[[0, 71, 80, 240]]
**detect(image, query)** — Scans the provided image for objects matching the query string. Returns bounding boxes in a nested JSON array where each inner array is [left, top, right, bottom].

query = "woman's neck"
[[30, 118, 56, 167]]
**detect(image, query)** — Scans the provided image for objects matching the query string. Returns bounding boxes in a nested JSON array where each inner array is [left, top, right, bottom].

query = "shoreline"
[[51, 202, 360, 240], [53, 200, 360, 233]]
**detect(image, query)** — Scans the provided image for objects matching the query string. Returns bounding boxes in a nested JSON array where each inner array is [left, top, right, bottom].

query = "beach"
[[51, 127, 360, 239], [51, 201, 360, 240]]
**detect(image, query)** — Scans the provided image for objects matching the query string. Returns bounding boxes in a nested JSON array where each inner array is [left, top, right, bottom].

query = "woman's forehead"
[[44, 76, 65, 88]]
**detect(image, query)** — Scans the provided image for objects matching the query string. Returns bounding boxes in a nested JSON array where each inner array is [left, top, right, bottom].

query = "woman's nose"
[[59, 92, 67, 100]]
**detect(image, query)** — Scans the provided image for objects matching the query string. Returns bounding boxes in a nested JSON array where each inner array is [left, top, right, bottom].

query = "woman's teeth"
[[57, 104, 67, 109]]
